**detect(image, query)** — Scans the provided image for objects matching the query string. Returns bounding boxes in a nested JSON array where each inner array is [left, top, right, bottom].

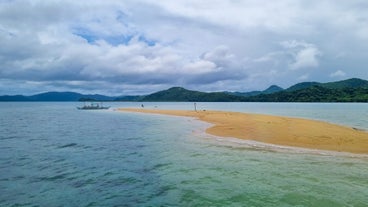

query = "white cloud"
[[281, 40, 322, 70], [145, 0, 305, 34], [298, 74, 309, 81], [290, 46, 321, 70], [0, 0, 368, 95], [254, 52, 279, 63], [330, 70, 346, 78], [182, 46, 248, 84], [182, 60, 216, 74]]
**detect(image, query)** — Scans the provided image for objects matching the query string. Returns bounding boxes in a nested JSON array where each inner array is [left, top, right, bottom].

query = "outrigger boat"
[[77, 102, 110, 110]]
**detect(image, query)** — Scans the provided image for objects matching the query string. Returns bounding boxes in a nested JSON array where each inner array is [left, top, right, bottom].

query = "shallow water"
[[1, 102, 367, 206]]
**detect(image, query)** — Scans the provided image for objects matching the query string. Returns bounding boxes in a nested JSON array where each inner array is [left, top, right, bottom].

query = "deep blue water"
[[1, 102, 368, 206]]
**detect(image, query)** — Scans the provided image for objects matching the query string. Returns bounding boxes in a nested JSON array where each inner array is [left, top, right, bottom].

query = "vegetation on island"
[[141, 87, 244, 102], [140, 78, 368, 102], [247, 85, 368, 102], [1, 78, 367, 102]]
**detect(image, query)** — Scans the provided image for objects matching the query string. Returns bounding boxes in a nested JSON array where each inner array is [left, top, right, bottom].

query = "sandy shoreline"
[[118, 108, 368, 154]]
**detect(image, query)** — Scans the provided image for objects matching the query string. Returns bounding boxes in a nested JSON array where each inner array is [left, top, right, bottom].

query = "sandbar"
[[118, 108, 368, 154]]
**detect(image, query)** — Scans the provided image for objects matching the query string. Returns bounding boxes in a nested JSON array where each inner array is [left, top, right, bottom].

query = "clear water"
[[1, 102, 368, 206]]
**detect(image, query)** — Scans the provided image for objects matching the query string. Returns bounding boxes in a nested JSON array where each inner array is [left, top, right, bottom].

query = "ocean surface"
[[1, 102, 368, 206]]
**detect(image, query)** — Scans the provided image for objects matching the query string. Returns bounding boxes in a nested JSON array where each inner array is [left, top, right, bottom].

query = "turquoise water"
[[1, 102, 368, 206]]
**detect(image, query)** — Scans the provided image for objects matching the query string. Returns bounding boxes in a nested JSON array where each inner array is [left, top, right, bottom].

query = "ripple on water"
[[1, 103, 368, 206], [57, 143, 78, 148], [0, 135, 20, 140]]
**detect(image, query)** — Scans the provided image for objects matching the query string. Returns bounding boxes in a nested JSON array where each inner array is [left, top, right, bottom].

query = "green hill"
[[0, 92, 116, 101], [142, 82, 368, 102], [246, 85, 368, 102], [227, 85, 283, 97], [114, 95, 143, 101], [245, 78, 368, 102], [322, 78, 368, 89], [0, 95, 30, 101], [1, 78, 367, 102], [285, 78, 368, 92], [263, 85, 284, 94], [286, 82, 321, 92], [142, 87, 245, 102]]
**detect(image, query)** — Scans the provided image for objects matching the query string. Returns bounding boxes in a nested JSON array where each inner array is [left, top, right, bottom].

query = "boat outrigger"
[[77, 102, 110, 110]]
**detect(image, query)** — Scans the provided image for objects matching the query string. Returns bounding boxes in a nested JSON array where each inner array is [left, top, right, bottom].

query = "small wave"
[[0, 135, 19, 140], [17, 156, 29, 161], [58, 143, 78, 148], [103, 171, 114, 176], [35, 173, 69, 182], [11, 175, 25, 181], [29, 138, 47, 142], [85, 202, 98, 207], [153, 185, 176, 198], [152, 163, 172, 170], [72, 178, 96, 188], [190, 153, 204, 157], [46, 174, 68, 181]]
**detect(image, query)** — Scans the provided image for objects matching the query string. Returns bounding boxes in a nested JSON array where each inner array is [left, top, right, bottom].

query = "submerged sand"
[[118, 108, 368, 154]]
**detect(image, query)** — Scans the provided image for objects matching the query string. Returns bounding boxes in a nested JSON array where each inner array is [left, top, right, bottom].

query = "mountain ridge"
[[141, 87, 244, 102], [227, 85, 284, 97], [0, 91, 116, 102], [1, 78, 367, 102]]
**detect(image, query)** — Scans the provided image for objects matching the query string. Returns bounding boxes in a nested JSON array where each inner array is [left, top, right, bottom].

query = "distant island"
[[1, 78, 368, 102]]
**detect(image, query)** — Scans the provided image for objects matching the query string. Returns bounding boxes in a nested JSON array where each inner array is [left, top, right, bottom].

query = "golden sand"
[[118, 108, 368, 154]]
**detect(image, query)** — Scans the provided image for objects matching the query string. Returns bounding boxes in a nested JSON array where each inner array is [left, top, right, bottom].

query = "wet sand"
[[118, 108, 368, 154]]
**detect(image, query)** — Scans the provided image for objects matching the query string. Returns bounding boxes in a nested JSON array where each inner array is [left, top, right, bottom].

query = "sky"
[[1, 0, 368, 95]]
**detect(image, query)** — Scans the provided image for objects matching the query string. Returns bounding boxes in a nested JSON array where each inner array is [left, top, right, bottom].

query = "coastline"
[[118, 108, 368, 154]]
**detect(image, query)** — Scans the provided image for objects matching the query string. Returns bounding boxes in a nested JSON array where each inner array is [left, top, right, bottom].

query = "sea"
[[1, 102, 368, 207]]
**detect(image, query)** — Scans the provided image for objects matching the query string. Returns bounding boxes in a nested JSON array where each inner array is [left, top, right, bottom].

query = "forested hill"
[[141, 78, 368, 102], [246, 85, 368, 102], [1, 78, 368, 102], [141, 87, 245, 102], [286, 78, 368, 91], [0, 92, 116, 102], [245, 78, 368, 102]]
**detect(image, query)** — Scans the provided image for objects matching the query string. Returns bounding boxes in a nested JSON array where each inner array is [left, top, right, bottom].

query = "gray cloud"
[[0, 0, 368, 95]]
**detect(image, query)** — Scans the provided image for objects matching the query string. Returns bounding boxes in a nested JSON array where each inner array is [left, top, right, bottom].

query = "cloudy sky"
[[1, 0, 368, 95]]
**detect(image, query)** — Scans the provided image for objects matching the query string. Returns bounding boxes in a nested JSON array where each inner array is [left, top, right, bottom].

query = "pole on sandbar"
[[194, 102, 197, 112]]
